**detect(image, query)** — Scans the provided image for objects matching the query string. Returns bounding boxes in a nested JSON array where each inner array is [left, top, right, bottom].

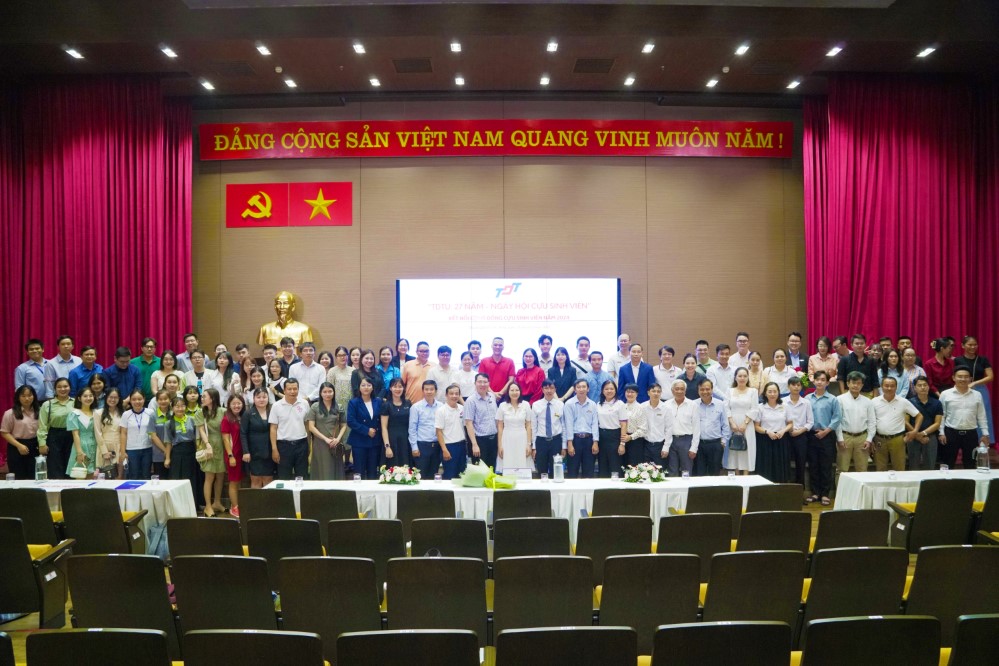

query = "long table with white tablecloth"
[[833, 469, 995, 511], [265, 476, 772, 541]]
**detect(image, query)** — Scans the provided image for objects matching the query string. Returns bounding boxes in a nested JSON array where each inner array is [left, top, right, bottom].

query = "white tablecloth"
[[265, 476, 772, 541], [12, 479, 198, 532], [833, 469, 995, 511]]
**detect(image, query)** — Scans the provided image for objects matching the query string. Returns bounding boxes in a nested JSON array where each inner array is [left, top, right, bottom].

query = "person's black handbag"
[[728, 433, 748, 451]]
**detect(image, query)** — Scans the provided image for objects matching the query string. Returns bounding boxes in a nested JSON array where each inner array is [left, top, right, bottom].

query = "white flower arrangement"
[[622, 462, 667, 483], [378, 465, 421, 485]]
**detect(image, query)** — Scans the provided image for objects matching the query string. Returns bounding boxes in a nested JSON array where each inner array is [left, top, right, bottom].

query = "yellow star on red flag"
[[304, 188, 336, 220]]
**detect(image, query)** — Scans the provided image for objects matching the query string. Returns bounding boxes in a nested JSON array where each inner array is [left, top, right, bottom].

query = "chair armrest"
[[886, 501, 913, 518], [123, 509, 149, 528], [32, 539, 76, 566], [977, 530, 999, 545]]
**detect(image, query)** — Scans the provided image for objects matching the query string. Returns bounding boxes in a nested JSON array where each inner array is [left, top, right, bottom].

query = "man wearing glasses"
[[403, 341, 436, 404], [131, 337, 161, 401]]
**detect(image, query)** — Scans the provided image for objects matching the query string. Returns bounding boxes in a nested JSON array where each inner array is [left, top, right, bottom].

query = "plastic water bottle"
[[34, 455, 47, 481], [976, 443, 991, 473], [552, 454, 564, 483]]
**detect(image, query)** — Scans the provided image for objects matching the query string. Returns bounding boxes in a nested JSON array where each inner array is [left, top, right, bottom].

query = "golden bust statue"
[[257, 291, 315, 347]]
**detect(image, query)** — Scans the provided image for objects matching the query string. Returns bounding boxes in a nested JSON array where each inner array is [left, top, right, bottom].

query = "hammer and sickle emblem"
[[241, 191, 272, 219]]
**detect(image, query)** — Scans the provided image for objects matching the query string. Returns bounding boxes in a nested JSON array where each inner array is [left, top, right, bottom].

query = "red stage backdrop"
[[199, 119, 793, 160], [226, 182, 352, 227]]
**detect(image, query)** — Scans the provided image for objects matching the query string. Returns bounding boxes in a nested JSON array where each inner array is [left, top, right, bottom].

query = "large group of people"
[[2, 329, 993, 512]]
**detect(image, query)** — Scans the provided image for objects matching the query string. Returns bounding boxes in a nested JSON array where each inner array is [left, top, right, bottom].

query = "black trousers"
[[789, 432, 809, 486], [624, 437, 646, 467], [383, 430, 410, 468], [566, 434, 596, 478], [534, 435, 563, 477], [643, 440, 664, 465], [276, 438, 309, 480], [597, 427, 623, 478], [943, 427, 979, 469], [7, 436, 38, 479], [469, 433, 498, 471], [695, 438, 723, 476], [414, 440, 441, 479], [806, 431, 836, 498], [46, 427, 73, 480], [169, 443, 198, 493]]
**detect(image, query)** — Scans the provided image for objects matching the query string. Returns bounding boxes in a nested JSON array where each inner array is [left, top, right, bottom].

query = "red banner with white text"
[[199, 119, 793, 161]]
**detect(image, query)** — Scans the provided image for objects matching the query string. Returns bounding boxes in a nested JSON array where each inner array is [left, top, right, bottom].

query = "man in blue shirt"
[[564, 379, 599, 478], [583, 352, 612, 402], [806, 370, 842, 506], [694, 379, 730, 476], [14, 338, 48, 400], [104, 346, 142, 404], [464, 373, 498, 470], [408, 380, 441, 478], [43, 335, 82, 398], [68, 346, 103, 396]]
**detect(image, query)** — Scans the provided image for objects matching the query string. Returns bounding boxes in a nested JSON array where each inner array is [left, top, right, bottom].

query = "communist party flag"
[[289, 182, 352, 227], [225, 183, 290, 228]]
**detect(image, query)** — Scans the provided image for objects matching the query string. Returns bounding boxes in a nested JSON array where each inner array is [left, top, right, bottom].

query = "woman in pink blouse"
[[808, 336, 840, 394]]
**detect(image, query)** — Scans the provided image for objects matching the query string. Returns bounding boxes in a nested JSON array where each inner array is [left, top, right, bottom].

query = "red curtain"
[[0, 77, 191, 408], [804, 75, 998, 377]]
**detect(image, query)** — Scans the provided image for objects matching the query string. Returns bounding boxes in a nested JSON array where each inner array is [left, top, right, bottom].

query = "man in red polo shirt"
[[478, 337, 515, 402]]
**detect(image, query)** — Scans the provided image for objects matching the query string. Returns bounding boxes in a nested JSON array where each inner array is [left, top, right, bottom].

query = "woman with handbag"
[[67, 387, 98, 478], [165, 396, 206, 502], [94, 388, 123, 478], [198, 388, 227, 516], [725, 367, 758, 475]]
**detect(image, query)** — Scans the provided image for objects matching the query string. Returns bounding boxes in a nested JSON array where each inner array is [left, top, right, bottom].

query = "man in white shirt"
[[663, 379, 700, 477], [731, 332, 752, 369], [571, 336, 593, 377], [641, 383, 673, 463], [654, 345, 681, 389], [605, 333, 631, 380], [288, 342, 325, 402], [707, 344, 736, 400], [427, 346, 460, 402], [871, 375, 922, 472], [435, 384, 466, 479], [268, 378, 311, 479], [835, 371, 876, 475], [939, 367, 990, 469], [537, 334, 555, 372], [531, 379, 565, 476], [184, 350, 222, 397]]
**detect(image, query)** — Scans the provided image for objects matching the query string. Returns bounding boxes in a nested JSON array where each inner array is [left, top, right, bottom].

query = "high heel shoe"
[[212, 504, 227, 514], [203, 508, 216, 518]]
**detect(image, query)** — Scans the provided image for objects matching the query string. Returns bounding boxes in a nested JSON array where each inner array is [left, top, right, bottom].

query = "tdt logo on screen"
[[495, 282, 523, 298]]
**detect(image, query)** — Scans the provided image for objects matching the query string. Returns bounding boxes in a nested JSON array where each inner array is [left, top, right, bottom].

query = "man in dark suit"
[[616, 343, 656, 402]]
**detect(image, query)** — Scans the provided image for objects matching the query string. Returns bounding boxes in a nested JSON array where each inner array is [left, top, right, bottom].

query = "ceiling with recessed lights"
[[0, 0, 995, 101]]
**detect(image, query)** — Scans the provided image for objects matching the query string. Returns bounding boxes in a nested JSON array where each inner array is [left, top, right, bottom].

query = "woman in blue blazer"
[[347, 376, 383, 479]]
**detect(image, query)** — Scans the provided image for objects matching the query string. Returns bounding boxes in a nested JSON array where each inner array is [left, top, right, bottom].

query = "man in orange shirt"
[[402, 341, 435, 404]]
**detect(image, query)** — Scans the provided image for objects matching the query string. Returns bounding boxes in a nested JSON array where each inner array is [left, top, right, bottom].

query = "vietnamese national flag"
[[289, 181, 353, 227], [225, 183, 289, 228]]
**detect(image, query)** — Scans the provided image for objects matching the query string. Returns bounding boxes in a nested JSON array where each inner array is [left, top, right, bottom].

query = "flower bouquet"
[[622, 462, 667, 484], [378, 465, 421, 485], [793, 367, 812, 388], [456, 459, 517, 489]]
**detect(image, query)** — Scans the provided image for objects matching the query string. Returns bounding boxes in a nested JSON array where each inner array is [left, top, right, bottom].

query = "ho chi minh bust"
[[257, 291, 315, 347]]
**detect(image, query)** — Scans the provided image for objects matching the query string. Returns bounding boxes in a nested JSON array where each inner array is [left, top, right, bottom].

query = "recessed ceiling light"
[[642, 42, 655, 54], [455, 75, 465, 86], [450, 41, 461, 53], [624, 75, 636, 86], [706, 78, 718, 88], [547, 40, 558, 53], [540, 75, 550, 86], [255, 43, 271, 56], [64, 47, 84, 60], [735, 43, 750, 56], [353, 43, 366, 55], [916, 46, 936, 58], [160, 45, 178, 59], [284, 78, 297, 88], [787, 79, 801, 90], [826, 46, 843, 57], [200, 79, 215, 91], [369, 77, 380, 87]]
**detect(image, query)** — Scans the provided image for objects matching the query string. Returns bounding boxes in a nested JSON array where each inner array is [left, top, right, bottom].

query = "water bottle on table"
[[34, 455, 47, 481]]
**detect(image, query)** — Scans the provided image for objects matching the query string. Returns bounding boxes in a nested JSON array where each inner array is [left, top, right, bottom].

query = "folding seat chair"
[[589, 487, 651, 517], [60, 488, 147, 554], [299, 488, 361, 550], [410, 518, 488, 561], [337, 629, 480, 666], [183, 629, 324, 666], [327, 519, 406, 596], [493, 516, 569, 561], [973, 477, 999, 535], [0, 632, 11, 666], [736, 511, 811, 553], [246, 517, 323, 591], [745, 484, 804, 513], [395, 489, 456, 542], [0, 518, 74, 629], [166, 517, 242, 558], [798, 547, 908, 647], [668, 485, 743, 537], [597, 554, 700, 655], [495, 626, 638, 666], [887, 478, 976, 552], [26, 628, 171, 666], [491, 488, 552, 521], [656, 513, 731, 583], [808, 509, 888, 572], [492, 556, 593, 636], [649, 621, 792, 666], [0, 487, 62, 545], [575, 515, 653, 586], [702, 550, 805, 630], [170, 555, 278, 632], [904, 545, 999, 646], [798, 615, 940, 666], [237, 487, 296, 543], [69, 554, 182, 660], [945, 613, 999, 666], [280, 556, 383, 665], [385, 557, 488, 646]]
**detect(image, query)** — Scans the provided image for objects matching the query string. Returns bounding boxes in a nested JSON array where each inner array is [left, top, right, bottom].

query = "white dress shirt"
[[939, 388, 989, 435], [707, 364, 736, 399], [288, 360, 326, 401], [665, 398, 700, 452], [642, 400, 674, 447], [531, 397, 565, 442], [435, 402, 466, 443], [872, 395, 919, 435], [835, 393, 876, 441]]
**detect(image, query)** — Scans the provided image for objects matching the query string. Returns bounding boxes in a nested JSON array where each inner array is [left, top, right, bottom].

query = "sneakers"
[[230, 505, 240, 518]]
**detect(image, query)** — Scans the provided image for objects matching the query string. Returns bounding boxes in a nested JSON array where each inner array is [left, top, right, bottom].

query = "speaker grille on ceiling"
[[573, 58, 615, 74], [393, 58, 433, 74], [210, 61, 257, 77]]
